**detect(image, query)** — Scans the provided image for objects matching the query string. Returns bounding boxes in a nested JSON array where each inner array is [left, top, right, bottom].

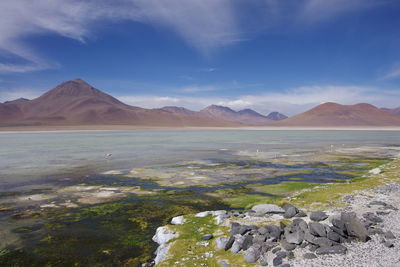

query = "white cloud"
[[0, 0, 240, 73], [0, 0, 386, 73], [382, 62, 400, 80]]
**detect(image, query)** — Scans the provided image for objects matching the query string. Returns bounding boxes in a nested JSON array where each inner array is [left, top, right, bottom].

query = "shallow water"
[[1, 130, 400, 189], [1, 130, 400, 266]]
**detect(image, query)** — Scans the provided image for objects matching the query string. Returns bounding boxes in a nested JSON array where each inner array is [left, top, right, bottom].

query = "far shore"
[[1, 125, 400, 132]]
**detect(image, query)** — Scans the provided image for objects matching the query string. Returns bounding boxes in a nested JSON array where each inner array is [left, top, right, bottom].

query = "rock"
[[331, 225, 346, 237], [216, 236, 228, 249], [259, 254, 269, 266], [195, 211, 211, 217], [315, 245, 347, 255], [272, 247, 281, 253], [295, 210, 307, 217], [242, 235, 254, 250], [313, 237, 334, 247], [265, 225, 282, 240], [368, 168, 381, 174], [170, 215, 185, 225], [281, 239, 296, 251], [201, 234, 213, 240], [384, 231, 396, 239], [284, 227, 304, 244], [303, 253, 317, 259], [280, 222, 287, 230], [300, 242, 308, 248], [231, 235, 245, 253], [309, 222, 326, 237], [283, 204, 298, 218], [152, 226, 178, 245], [276, 251, 287, 258], [384, 240, 394, 248], [308, 244, 318, 252], [245, 244, 262, 263], [258, 226, 268, 235], [287, 251, 295, 260], [327, 229, 341, 242], [273, 256, 283, 266], [230, 223, 241, 235], [154, 244, 170, 264], [253, 234, 267, 244], [279, 264, 291, 267], [363, 212, 383, 224], [341, 212, 369, 242], [219, 260, 230, 267], [239, 225, 252, 235], [225, 236, 235, 251], [304, 231, 316, 243], [310, 211, 328, 222], [251, 204, 285, 216]]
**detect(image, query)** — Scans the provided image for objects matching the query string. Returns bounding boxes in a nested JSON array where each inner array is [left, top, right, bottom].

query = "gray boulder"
[[283, 204, 298, 219], [384, 231, 396, 239], [313, 237, 334, 247], [216, 236, 228, 249], [252, 204, 285, 216], [363, 212, 383, 224], [201, 234, 213, 240], [224, 236, 235, 251], [310, 211, 328, 222], [327, 229, 341, 242], [242, 235, 254, 250], [315, 245, 347, 255], [231, 235, 245, 253], [284, 227, 304, 244], [309, 222, 327, 237], [341, 212, 369, 242], [245, 244, 262, 263], [273, 256, 283, 266], [281, 239, 296, 251]]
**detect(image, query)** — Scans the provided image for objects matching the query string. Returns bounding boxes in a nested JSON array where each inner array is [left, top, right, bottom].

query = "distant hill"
[[265, 111, 288, 121], [381, 107, 400, 115], [0, 79, 238, 127], [159, 106, 197, 115], [279, 102, 400, 127], [199, 105, 274, 125], [4, 98, 30, 104]]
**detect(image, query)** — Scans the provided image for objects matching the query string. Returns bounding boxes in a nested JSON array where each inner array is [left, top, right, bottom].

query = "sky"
[[0, 0, 400, 115]]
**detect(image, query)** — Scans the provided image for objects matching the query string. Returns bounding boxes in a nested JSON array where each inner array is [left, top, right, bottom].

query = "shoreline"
[[1, 125, 400, 132]]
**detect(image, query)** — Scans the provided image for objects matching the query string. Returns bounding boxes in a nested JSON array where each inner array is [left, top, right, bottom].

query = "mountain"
[[266, 111, 288, 121], [199, 105, 274, 125], [381, 107, 400, 115], [279, 102, 400, 127], [159, 106, 197, 115], [4, 98, 30, 104], [0, 79, 238, 127]]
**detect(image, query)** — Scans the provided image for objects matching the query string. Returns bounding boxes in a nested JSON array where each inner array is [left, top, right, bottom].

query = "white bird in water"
[[105, 153, 112, 158]]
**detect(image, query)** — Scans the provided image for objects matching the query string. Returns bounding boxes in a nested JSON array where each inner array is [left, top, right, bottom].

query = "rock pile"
[[212, 203, 397, 266]]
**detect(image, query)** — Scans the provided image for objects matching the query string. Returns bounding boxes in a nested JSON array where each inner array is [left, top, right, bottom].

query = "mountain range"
[[1, 78, 399, 128]]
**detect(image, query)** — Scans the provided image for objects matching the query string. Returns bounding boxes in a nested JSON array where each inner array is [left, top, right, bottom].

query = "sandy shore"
[[1, 125, 400, 132]]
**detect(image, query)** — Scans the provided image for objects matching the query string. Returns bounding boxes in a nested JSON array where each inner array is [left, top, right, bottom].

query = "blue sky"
[[0, 0, 400, 115]]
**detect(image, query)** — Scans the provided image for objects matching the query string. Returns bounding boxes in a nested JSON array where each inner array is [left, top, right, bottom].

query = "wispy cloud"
[[0, 0, 386, 73], [382, 62, 400, 80]]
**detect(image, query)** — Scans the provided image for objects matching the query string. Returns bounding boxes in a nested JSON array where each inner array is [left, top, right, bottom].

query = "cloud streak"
[[382, 62, 400, 80], [0, 0, 386, 73]]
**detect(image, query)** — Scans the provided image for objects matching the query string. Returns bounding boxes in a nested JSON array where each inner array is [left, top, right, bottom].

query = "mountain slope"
[[279, 102, 400, 126], [0, 79, 239, 127], [266, 112, 288, 121], [199, 105, 274, 125], [382, 107, 400, 115]]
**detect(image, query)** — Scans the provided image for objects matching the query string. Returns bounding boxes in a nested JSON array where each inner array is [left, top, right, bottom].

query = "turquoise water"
[[1, 130, 400, 190]]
